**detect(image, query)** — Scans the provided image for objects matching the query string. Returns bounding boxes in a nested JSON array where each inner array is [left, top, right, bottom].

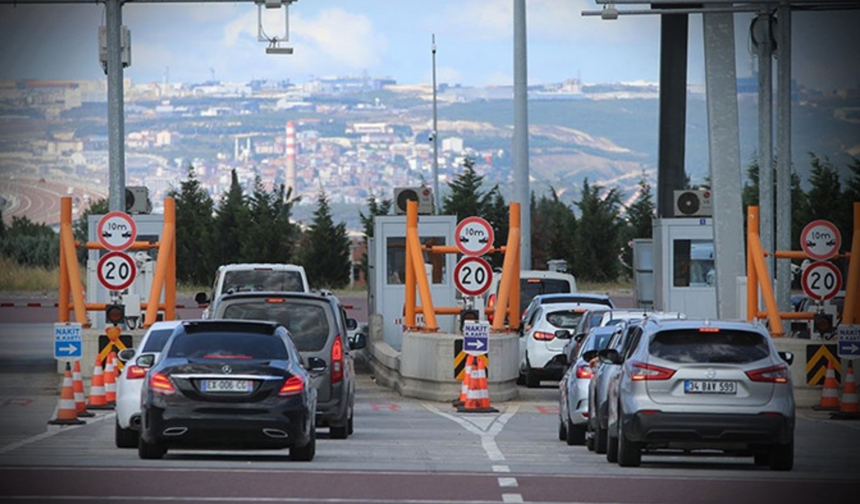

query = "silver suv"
[[605, 318, 795, 470]]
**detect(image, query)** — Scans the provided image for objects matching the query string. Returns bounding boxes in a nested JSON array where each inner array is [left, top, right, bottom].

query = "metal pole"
[[513, 0, 531, 269], [703, 11, 744, 319], [106, 0, 126, 212], [656, 12, 688, 218], [755, 10, 774, 280], [431, 34, 440, 214], [776, 4, 792, 311]]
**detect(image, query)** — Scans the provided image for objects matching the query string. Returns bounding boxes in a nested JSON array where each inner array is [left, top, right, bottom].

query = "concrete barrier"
[[772, 336, 859, 408], [366, 314, 520, 402], [56, 328, 144, 377]]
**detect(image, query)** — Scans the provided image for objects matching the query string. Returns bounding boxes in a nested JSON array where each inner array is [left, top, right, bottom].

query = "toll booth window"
[[673, 239, 715, 288], [386, 236, 447, 285]]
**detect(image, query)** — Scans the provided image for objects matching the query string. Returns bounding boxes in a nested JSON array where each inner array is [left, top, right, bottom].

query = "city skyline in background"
[[1, 1, 859, 91]]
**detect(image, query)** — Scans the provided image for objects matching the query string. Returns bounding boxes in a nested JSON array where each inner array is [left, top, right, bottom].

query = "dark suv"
[[211, 291, 366, 439]]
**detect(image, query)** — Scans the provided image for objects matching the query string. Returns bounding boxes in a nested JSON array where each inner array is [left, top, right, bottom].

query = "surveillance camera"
[[428, 132, 436, 142]]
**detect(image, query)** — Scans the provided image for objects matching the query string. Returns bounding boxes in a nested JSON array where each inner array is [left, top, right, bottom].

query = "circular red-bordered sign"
[[97, 211, 137, 252], [800, 219, 841, 261], [801, 261, 842, 302], [97, 251, 137, 291], [455, 217, 494, 257], [454, 256, 493, 296]]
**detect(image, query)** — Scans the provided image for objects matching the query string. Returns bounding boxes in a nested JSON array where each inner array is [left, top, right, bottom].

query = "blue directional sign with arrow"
[[463, 321, 490, 356], [838, 325, 860, 359], [54, 323, 83, 359]]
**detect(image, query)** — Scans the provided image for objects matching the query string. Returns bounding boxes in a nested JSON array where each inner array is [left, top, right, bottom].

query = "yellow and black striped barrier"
[[454, 339, 488, 380], [806, 343, 840, 386]]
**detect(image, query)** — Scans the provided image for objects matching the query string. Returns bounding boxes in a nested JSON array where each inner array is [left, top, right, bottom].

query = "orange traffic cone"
[[49, 362, 85, 425], [832, 361, 859, 420], [72, 360, 94, 418], [104, 352, 117, 406], [457, 357, 498, 413], [86, 357, 111, 410], [813, 359, 840, 411], [453, 354, 474, 407]]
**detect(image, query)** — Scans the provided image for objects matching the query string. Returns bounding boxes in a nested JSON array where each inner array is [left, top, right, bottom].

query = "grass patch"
[[0, 257, 62, 292]]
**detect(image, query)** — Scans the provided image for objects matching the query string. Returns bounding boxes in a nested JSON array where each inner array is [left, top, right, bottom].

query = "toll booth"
[[653, 218, 717, 318], [369, 215, 457, 350], [86, 214, 164, 329], [632, 238, 655, 309]]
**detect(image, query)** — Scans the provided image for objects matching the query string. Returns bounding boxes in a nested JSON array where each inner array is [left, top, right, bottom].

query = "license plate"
[[684, 380, 736, 394], [201, 379, 252, 393]]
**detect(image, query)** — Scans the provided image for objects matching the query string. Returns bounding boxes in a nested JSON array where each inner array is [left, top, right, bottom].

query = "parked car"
[[210, 291, 366, 438], [195, 263, 310, 318], [137, 320, 320, 461], [485, 270, 578, 325], [520, 293, 615, 334], [558, 325, 619, 445], [115, 320, 183, 448], [604, 318, 795, 470], [518, 302, 608, 387]]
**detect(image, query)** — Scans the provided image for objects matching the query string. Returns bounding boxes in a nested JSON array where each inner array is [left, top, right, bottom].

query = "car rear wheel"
[[617, 421, 641, 467], [595, 425, 608, 454], [566, 420, 585, 446], [768, 440, 793, 471], [291, 426, 316, 462], [606, 428, 619, 463], [558, 415, 567, 441], [330, 423, 348, 439], [348, 410, 354, 435], [138, 437, 166, 460], [115, 419, 139, 449], [525, 366, 540, 388], [585, 425, 595, 451]]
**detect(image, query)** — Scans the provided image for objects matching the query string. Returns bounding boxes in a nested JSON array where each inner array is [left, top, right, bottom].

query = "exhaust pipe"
[[263, 428, 289, 439], [162, 427, 188, 436]]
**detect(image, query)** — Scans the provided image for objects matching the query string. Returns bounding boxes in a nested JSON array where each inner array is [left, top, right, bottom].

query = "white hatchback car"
[[519, 302, 609, 387], [115, 320, 182, 448]]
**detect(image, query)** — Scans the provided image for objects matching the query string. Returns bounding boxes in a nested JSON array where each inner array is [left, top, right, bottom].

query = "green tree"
[[573, 179, 624, 282], [484, 190, 509, 269], [807, 154, 850, 246], [170, 164, 216, 286], [530, 189, 576, 271], [73, 197, 109, 262], [619, 175, 655, 275], [299, 190, 352, 289], [441, 157, 495, 221], [214, 169, 249, 267], [843, 156, 860, 246], [239, 174, 297, 264], [358, 193, 392, 282]]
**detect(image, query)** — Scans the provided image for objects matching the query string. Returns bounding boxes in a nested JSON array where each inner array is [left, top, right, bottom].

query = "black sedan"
[[137, 320, 320, 461]]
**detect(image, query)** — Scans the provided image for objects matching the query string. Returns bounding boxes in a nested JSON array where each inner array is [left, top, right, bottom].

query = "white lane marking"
[[497, 477, 518, 488], [492, 465, 510, 473], [501, 494, 525, 503], [0, 411, 113, 454], [0, 497, 525, 503], [423, 403, 520, 463]]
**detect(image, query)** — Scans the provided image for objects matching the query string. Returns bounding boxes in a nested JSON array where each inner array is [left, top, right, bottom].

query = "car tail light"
[[279, 375, 304, 396], [533, 331, 555, 341], [746, 364, 789, 383], [150, 372, 176, 395], [698, 327, 721, 333], [126, 365, 147, 380], [487, 294, 496, 324], [575, 364, 593, 379], [331, 335, 344, 384], [629, 361, 675, 381]]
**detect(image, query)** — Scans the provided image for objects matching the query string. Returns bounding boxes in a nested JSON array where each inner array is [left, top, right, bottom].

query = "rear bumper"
[[623, 411, 794, 447]]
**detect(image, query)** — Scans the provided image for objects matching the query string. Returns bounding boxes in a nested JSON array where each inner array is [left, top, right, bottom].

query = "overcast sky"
[[0, 1, 858, 89]]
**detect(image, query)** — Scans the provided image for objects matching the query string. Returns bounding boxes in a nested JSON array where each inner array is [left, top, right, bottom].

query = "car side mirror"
[[136, 353, 156, 369], [582, 350, 597, 362], [349, 332, 367, 350], [194, 292, 210, 305], [346, 318, 358, 331], [778, 351, 794, 366], [306, 356, 328, 374], [574, 333, 585, 343], [555, 329, 572, 340], [603, 349, 622, 365], [117, 348, 136, 363]]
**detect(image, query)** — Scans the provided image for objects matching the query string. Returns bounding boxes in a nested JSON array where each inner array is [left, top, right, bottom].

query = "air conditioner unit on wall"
[[125, 186, 152, 214], [394, 187, 434, 215], [673, 189, 713, 218]]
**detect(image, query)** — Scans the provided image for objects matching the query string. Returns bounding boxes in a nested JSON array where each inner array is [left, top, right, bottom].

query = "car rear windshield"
[[167, 333, 288, 360], [545, 310, 585, 329], [221, 300, 331, 352], [649, 329, 770, 364], [223, 270, 304, 293], [581, 329, 614, 354], [141, 329, 176, 353]]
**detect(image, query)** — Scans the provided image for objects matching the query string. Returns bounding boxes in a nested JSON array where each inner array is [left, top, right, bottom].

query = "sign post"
[[97, 251, 137, 292], [54, 322, 82, 360], [454, 256, 493, 297], [463, 320, 490, 356], [800, 219, 841, 261], [801, 261, 842, 302], [97, 211, 137, 252], [455, 217, 494, 257]]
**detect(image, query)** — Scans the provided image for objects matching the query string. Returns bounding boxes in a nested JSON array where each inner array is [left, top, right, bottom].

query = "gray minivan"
[[210, 291, 366, 439]]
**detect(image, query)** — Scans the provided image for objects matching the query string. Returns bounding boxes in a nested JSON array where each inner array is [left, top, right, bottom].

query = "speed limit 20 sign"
[[801, 261, 842, 302], [97, 251, 137, 291], [454, 256, 493, 296]]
